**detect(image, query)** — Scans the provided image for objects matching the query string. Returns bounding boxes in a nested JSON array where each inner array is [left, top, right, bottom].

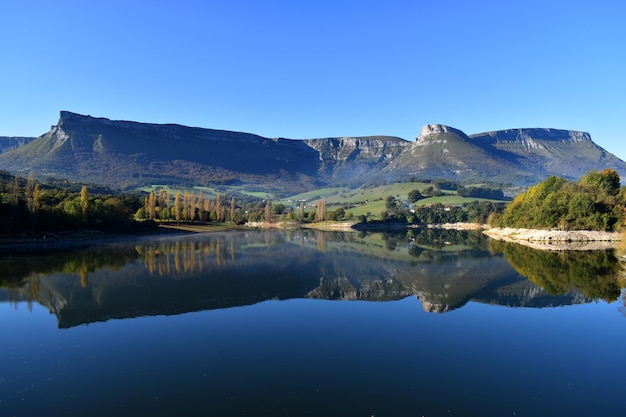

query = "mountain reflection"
[[1, 229, 623, 328]]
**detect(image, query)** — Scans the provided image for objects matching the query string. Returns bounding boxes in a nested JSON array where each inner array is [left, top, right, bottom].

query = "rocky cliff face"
[[304, 136, 409, 183], [416, 124, 468, 143], [469, 127, 624, 180], [470, 127, 592, 145]]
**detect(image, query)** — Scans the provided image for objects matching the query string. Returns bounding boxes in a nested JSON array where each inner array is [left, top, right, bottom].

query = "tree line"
[[135, 190, 243, 224], [0, 170, 332, 235], [360, 194, 505, 225]]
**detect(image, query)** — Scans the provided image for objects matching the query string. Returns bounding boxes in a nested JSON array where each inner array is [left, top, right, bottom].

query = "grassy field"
[[137, 181, 506, 220], [280, 182, 504, 218]]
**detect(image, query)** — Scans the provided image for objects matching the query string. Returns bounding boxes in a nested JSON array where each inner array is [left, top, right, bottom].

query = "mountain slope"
[[0, 136, 34, 154], [469, 128, 625, 180], [383, 124, 540, 185]]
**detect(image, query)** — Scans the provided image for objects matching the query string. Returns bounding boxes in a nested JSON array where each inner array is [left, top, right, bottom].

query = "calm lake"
[[1, 229, 625, 416]]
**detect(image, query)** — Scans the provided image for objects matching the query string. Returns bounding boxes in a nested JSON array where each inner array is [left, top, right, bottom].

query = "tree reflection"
[[0, 245, 138, 299], [494, 241, 623, 302]]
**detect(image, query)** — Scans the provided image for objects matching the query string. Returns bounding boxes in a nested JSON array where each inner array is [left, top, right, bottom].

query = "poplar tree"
[[264, 201, 272, 223], [316, 198, 326, 222], [216, 193, 223, 222], [80, 186, 89, 221], [148, 191, 156, 220], [26, 173, 37, 214], [190, 192, 197, 222], [174, 191, 181, 224], [197, 191, 205, 221]]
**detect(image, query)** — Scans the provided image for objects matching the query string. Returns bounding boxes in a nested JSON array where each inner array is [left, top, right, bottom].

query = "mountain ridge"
[[0, 111, 623, 194]]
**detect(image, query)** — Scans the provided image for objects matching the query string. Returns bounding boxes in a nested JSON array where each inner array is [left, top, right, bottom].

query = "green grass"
[[136, 181, 506, 219], [281, 181, 506, 219], [285, 187, 351, 202], [135, 184, 273, 200]]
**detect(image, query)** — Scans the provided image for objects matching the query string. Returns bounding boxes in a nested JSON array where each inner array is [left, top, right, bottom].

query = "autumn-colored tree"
[[148, 191, 156, 220], [197, 191, 206, 221], [80, 186, 89, 221], [264, 201, 272, 223], [190, 192, 197, 222], [230, 197, 236, 223], [159, 190, 169, 221], [216, 193, 223, 222], [174, 191, 181, 224], [203, 198, 211, 222], [316, 198, 326, 222]]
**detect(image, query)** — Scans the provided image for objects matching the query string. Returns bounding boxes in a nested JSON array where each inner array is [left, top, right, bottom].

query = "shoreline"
[[0, 224, 202, 252], [3, 222, 622, 253], [483, 227, 622, 251]]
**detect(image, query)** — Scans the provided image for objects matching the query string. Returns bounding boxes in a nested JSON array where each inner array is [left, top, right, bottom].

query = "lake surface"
[[1, 229, 625, 416]]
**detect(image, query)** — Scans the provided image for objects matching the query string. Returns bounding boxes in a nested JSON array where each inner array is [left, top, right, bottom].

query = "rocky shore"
[[483, 227, 622, 251]]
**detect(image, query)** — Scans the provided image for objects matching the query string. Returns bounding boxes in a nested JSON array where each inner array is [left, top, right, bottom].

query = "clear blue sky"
[[1, 0, 625, 160]]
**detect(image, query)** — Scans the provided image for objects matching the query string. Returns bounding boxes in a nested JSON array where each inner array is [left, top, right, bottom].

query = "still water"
[[1, 229, 625, 416]]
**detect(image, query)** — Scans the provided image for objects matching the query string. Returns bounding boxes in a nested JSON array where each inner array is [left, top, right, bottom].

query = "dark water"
[[1, 229, 625, 416]]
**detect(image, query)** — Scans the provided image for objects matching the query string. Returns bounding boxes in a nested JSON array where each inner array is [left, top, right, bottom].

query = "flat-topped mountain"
[[0, 111, 623, 193]]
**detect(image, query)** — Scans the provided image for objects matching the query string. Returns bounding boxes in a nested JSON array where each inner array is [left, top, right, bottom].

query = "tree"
[[497, 171, 625, 231], [32, 183, 40, 212], [215, 193, 223, 222], [147, 191, 156, 220], [327, 207, 345, 221], [316, 198, 326, 222], [264, 201, 272, 223], [385, 195, 397, 210], [408, 189, 423, 203], [189, 192, 197, 222], [26, 173, 39, 214], [272, 203, 285, 215], [174, 191, 181, 224], [197, 191, 206, 221], [80, 186, 89, 221], [159, 190, 169, 221]]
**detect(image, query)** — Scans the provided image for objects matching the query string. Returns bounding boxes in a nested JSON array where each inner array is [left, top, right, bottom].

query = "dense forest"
[[491, 169, 626, 231]]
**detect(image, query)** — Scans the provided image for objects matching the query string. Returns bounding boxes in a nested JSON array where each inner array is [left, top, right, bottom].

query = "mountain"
[[0, 136, 35, 154], [0, 111, 322, 193], [0, 111, 624, 194]]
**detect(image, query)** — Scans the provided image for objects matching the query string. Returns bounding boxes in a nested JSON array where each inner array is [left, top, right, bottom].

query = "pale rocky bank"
[[484, 227, 622, 251]]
